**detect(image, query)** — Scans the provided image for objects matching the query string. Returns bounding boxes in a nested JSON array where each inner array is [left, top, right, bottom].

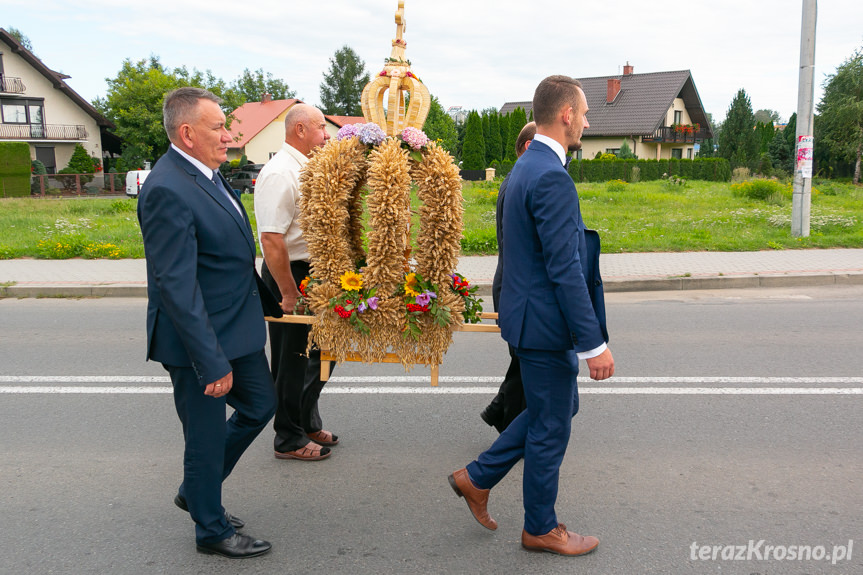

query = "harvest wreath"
[[296, 124, 482, 368]]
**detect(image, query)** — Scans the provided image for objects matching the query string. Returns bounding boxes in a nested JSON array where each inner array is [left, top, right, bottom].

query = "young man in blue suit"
[[138, 87, 276, 559], [449, 76, 614, 556]]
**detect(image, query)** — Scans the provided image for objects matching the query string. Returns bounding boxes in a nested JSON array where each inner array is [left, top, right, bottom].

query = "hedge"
[[0, 142, 31, 197], [568, 158, 731, 183]]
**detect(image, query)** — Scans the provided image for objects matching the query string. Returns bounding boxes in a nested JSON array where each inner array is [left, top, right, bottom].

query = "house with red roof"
[[227, 94, 365, 163]]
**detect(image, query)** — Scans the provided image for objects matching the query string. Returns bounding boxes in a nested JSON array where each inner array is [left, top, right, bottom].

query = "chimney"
[[261, 92, 272, 104], [623, 61, 634, 76], [607, 78, 621, 103]]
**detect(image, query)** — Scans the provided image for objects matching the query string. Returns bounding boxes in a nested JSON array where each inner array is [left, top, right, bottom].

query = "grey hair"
[[163, 87, 222, 140]]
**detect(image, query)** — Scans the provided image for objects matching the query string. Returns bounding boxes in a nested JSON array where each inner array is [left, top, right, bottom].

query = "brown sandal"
[[274, 441, 331, 461], [307, 430, 339, 446]]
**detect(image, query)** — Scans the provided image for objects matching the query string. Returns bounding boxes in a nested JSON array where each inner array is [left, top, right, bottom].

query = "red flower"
[[407, 303, 429, 313]]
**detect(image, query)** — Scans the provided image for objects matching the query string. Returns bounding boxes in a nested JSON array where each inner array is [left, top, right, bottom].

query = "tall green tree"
[[506, 107, 528, 161], [319, 46, 370, 116], [718, 89, 758, 169], [422, 95, 459, 158], [768, 127, 793, 173], [481, 114, 491, 165], [498, 113, 511, 161], [756, 121, 775, 154], [225, 68, 295, 109], [461, 111, 486, 170], [95, 56, 235, 166], [816, 46, 863, 183], [485, 112, 502, 164]]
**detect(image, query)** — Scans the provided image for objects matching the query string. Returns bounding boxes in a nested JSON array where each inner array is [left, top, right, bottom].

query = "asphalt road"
[[1, 286, 862, 574]]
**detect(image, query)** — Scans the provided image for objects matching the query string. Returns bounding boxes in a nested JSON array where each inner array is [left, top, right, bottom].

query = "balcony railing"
[[0, 123, 88, 140], [642, 127, 711, 144], [0, 75, 26, 94]]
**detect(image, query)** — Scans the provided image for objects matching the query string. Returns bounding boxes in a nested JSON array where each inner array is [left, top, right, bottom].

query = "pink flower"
[[400, 127, 430, 150]]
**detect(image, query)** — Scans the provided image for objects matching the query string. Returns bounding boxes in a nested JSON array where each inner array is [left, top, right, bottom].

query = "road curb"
[[2, 272, 861, 299]]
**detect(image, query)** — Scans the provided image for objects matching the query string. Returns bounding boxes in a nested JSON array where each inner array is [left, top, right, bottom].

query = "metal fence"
[[29, 172, 128, 197]]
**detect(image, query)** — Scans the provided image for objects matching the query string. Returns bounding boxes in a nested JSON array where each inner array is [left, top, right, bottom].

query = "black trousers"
[[484, 344, 527, 432], [261, 259, 334, 452]]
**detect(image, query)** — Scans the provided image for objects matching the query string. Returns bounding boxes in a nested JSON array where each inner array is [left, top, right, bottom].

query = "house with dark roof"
[[500, 64, 713, 160], [0, 28, 116, 173], [226, 94, 363, 163]]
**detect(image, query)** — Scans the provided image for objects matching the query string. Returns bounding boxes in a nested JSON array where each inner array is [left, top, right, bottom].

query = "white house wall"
[[1, 39, 101, 168]]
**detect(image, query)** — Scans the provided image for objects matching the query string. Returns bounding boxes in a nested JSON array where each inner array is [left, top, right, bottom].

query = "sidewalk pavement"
[[1, 249, 861, 298]]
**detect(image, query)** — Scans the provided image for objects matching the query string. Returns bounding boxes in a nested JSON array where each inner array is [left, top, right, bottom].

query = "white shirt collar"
[[172, 143, 214, 179], [532, 134, 567, 166], [282, 141, 308, 166]]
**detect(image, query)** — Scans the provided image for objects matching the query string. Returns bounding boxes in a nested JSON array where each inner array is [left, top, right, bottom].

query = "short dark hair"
[[515, 122, 536, 157], [532, 75, 583, 126], [163, 87, 222, 140]]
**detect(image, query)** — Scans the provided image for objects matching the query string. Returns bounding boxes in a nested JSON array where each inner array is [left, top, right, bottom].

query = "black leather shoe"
[[174, 494, 245, 529], [196, 532, 272, 559], [480, 405, 505, 433]]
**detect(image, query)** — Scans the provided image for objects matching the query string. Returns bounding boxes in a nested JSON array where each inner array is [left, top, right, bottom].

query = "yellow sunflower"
[[404, 272, 420, 297], [340, 270, 363, 292]]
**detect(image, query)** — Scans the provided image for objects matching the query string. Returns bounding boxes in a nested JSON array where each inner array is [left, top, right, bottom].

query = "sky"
[[3, 0, 862, 124]]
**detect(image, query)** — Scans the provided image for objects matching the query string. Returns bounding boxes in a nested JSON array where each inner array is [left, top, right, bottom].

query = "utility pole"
[[792, 0, 817, 237]]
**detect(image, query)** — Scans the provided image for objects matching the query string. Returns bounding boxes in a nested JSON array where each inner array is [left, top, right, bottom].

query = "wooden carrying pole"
[[267, 313, 500, 386]]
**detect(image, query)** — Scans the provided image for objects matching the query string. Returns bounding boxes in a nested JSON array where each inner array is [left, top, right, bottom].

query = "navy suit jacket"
[[137, 147, 267, 385], [499, 140, 608, 352]]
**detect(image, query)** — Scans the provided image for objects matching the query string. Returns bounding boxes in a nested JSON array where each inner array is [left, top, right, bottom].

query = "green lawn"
[[1, 179, 861, 259]]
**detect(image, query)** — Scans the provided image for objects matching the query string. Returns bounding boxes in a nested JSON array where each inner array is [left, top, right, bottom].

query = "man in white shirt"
[[254, 104, 336, 461]]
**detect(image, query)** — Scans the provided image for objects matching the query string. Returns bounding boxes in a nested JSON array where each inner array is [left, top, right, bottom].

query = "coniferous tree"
[[506, 107, 528, 161], [718, 89, 758, 169], [422, 95, 459, 158], [319, 46, 370, 116], [768, 128, 793, 173], [486, 112, 502, 164], [498, 113, 511, 159], [461, 111, 486, 170], [481, 114, 491, 165]]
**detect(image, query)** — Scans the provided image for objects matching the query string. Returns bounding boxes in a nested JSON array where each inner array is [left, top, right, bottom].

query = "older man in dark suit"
[[138, 87, 276, 559], [449, 75, 614, 556]]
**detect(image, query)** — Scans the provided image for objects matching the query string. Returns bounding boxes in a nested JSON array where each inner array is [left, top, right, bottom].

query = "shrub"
[[0, 142, 31, 197], [730, 178, 787, 200], [606, 179, 628, 192]]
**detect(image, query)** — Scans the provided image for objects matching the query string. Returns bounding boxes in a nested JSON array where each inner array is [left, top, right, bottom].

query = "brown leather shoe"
[[274, 441, 331, 461], [307, 430, 339, 446], [521, 523, 599, 556], [448, 468, 497, 530]]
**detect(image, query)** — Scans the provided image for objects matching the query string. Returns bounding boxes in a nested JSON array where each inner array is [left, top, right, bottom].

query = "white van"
[[125, 170, 151, 198]]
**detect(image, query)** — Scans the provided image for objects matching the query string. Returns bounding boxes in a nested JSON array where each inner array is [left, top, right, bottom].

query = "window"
[[576, 149, 582, 160], [1, 98, 44, 125], [2, 102, 26, 123], [606, 148, 620, 156], [687, 148, 693, 159], [674, 110, 682, 125], [671, 148, 683, 159]]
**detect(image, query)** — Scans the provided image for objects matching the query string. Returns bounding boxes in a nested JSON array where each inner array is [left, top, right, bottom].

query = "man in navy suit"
[[138, 87, 276, 559], [449, 75, 614, 556]]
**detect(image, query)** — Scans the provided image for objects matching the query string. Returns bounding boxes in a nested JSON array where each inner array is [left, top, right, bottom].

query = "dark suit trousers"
[[167, 349, 275, 544], [261, 260, 333, 452], [467, 347, 579, 536]]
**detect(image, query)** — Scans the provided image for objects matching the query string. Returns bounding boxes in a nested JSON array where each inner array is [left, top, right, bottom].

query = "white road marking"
[[2, 376, 862, 384]]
